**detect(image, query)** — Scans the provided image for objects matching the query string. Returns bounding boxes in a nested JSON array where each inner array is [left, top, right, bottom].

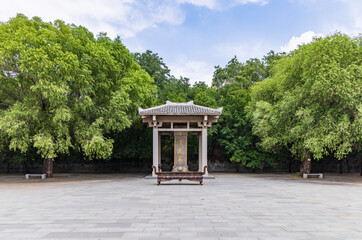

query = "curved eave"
[[138, 101, 223, 116]]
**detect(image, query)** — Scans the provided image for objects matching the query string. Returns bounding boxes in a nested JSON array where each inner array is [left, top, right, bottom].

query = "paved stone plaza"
[[0, 173, 362, 240]]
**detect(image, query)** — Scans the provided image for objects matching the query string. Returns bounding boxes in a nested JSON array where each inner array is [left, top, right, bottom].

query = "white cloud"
[[295, 0, 362, 36], [214, 40, 273, 61], [0, 0, 185, 39], [280, 31, 323, 53], [0, 0, 271, 86], [177, 0, 218, 9], [330, 0, 362, 36], [169, 57, 214, 85], [177, 0, 268, 10], [235, 0, 268, 6], [170, 39, 272, 86], [0, 0, 269, 39]]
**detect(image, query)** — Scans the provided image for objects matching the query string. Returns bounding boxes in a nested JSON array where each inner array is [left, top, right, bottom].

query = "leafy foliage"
[[0, 14, 156, 162], [215, 86, 261, 168], [133, 50, 192, 104], [249, 33, 362, 162], [133, 50, 170, 90], [210, 56, 281, 169], [212, 57, 268, 89]]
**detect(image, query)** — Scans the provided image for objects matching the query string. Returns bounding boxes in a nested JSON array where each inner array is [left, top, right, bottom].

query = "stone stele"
[[173, 131, 188, 172]]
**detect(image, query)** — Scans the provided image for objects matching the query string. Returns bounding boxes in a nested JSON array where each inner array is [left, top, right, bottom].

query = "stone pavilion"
[[139, 101, 223, 177]]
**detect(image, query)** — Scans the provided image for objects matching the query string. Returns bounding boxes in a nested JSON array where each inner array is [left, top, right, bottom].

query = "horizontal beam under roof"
[[142, 115, 219, 123], [157, 128, 201, 132]]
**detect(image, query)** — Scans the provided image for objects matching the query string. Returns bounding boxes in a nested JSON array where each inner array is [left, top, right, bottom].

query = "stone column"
[[202, 127, 208, 176], [172, 131, 188, 172], [158, 133, 161, 168], [152, 126, 158, 177], [198, 133, 202, 172]]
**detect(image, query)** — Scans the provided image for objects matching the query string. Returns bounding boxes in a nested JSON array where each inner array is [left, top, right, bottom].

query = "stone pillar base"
[[172, 166, 189, 172]]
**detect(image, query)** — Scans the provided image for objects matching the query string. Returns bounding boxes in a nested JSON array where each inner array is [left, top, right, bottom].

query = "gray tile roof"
[[139, 101, 223, 116]]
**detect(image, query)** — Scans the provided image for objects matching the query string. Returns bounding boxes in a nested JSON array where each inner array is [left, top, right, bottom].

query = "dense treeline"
[[0, 15, 361, 176]]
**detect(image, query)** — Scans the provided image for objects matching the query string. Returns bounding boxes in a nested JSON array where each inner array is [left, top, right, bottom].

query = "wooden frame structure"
[[139, 101, 222, 179]]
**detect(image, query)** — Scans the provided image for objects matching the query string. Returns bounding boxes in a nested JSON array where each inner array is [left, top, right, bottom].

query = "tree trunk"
[[346, 159, 350, 173], [288, 159, 292, 173], [42, 158, 53, 178], [300, 152, 312, 175], [339, 160, 343, 174], [360, 158, 362, 176]]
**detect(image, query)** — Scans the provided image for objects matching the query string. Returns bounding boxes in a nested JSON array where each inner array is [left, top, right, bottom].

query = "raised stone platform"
[[145, 174, 215, 179]]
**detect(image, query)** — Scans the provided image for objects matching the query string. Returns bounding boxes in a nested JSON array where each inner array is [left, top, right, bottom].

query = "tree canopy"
[[209, 55, 286, 169], [249, 33, 362, 173], [0, 14, 156, 175]]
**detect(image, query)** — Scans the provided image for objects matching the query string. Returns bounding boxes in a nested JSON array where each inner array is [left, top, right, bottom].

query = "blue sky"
[[1, 0, 361, 84]]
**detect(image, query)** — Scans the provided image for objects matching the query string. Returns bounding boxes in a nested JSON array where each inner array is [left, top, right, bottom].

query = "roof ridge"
[[166, 100, 194, 105], [139, 101, 223, 116]]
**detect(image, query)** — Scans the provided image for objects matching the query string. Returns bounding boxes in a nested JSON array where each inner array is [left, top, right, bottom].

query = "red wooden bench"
[[152, 166, 207, 185]]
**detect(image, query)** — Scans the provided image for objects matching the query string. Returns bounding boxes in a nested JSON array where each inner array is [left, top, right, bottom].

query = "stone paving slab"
[[0, 173, 362, 239]]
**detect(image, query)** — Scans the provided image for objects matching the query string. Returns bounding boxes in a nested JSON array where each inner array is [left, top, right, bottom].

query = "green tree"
[[262, 50, 286, 76], [189, 81, 208, 99], [212, 56, 267, 89], [249, 33, 362, 174], [134, 50, 191, 104], [209, 56, 280, 169], [0, 14, 155, 176], [133, 50, 171, 89], [211, 83, 278, 169], [159, 76, 191, 103], [194, 87, 218, 108]]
